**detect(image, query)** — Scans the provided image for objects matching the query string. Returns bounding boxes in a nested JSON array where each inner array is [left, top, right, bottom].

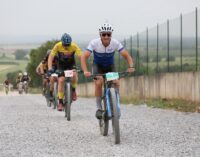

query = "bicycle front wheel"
[[99, 98, 109, 136], [110, 88, 120, 144], [65, 83, 72, 121]]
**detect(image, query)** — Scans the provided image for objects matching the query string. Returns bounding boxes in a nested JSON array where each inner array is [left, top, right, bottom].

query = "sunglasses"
[[101, 33, 111, 37]]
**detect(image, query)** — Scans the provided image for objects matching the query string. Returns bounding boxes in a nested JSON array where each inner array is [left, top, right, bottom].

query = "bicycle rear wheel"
[[99, 98, 109, 136], [65, 83, 72, 121], [110, 88, 120, 144]]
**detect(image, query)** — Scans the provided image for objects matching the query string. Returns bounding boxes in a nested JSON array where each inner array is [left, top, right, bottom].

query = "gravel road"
[[0, 94, 200, 157]]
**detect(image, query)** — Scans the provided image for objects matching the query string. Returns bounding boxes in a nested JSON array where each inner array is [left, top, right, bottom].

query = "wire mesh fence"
[[78, 8, 200, 83], [121, 8, 200, 76]]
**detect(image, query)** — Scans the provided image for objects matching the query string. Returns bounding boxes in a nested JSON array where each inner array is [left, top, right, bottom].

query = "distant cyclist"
[[36, 57, 49, 95], [16, 72, 23, 88], [4, 78, 9, 94], [4, 79, 9, 86], [21, 72, 31, 82], [48, 33, 82, 111], [21, 72, 31, 93], [81, 23, 135, 119]]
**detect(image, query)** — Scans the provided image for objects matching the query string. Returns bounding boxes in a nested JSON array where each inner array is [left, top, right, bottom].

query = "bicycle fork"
[[105, 88, 121, 118]]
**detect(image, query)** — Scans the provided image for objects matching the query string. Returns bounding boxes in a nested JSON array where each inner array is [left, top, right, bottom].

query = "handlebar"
[[91, 71, 130, 80]]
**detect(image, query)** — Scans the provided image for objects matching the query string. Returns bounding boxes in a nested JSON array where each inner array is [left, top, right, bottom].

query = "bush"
[[166, 56, 176, 62]]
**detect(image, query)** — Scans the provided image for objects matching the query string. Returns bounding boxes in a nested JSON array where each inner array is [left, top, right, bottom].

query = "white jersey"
[[86, 38, 124, 67]]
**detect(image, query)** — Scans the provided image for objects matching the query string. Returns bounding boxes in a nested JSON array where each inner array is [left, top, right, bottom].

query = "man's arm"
[[39, 63, 45, 74], [120, 50, 135, 72], [48, 54, 54, 70], [81, 51, 91, 77]]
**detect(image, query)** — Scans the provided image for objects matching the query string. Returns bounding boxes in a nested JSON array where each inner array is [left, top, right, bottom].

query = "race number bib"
[[64, 70, 74, 77], [106, 72, 119, 81]]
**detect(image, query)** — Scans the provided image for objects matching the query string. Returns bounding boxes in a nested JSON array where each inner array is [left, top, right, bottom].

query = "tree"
[[14, 49, 29, 60], [26, 40, 58, 87], [7, 71, 22, 88]]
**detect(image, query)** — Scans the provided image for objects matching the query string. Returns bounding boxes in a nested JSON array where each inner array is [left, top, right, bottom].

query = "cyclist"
[[4, 78, 9, 85], [42, 49, 58, 100], [16, 72, 23, 88], [36, 56, 49, 95], [48, 33, 82, 111], [4, 78, 9, 93], [81, 23, 135, 119], [21, 72, 31, 83], [21, 72, 31, 92]]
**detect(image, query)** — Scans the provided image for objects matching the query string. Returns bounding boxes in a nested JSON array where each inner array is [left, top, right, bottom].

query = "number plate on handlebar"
[[106, 72, 119, 81], [64, 70, 74, 77]]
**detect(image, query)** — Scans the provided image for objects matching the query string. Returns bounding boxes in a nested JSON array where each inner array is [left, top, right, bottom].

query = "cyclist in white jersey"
[[81, 23, 135, 119]]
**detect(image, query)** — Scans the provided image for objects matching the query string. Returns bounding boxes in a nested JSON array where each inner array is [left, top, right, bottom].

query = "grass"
[[121, 97, 200, 113], [0, 54, 28, 83]]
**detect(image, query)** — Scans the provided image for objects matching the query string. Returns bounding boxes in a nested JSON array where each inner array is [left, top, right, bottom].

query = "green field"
[[0, 54, 28, 83]]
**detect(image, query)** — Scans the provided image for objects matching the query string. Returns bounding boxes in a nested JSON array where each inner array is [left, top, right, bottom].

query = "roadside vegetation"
[[121, 97, 200, 113]]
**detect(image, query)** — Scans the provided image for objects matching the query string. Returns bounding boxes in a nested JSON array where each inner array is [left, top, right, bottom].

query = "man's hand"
[[47, 69, 54, 77], [84, 71, 91, 77], [127, 67, 135, 73]]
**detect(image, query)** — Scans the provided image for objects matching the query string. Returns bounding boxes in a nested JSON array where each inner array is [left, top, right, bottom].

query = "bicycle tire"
[[65, 83, 72, 121], [46, 83, 51, 107], [99, 98, 109, 136], [110, 88, 120, 144], [53, 82, 58, 109]]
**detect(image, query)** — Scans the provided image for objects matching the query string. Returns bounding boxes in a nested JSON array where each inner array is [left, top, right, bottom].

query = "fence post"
[[157, 23, 159, 73], [130, 36, 133, 59], [167, 19, 170, 72], [124, 39, 127, 71], [180, 14, 183, 72], [136, 32, 140, 74], [196, 7, 198, 71], [146, 28, 149, 75], [118, 46, 121, 71]]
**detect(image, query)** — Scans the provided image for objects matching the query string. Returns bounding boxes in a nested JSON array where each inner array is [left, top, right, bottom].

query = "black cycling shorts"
[[57, 64, 76, 77], [92, 63, 115, 75]]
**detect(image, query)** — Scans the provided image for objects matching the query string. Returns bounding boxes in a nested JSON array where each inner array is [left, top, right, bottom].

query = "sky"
[[0, 0, 200, 43]]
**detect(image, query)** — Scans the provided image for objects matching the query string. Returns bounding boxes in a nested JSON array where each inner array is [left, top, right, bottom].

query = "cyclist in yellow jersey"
[[48, 33, 82, 111]]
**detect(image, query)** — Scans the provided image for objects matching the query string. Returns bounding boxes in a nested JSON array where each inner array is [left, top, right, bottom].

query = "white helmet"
[[99, 23, 114, 33], [24, 72, 28, 76]]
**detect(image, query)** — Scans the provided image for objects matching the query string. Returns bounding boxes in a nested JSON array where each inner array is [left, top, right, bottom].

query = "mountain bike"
[[43, 73, 58, 109], [23, 81, 28, 94], [51, 73, 58, 109], [18, 82, 23, 94], [56, 67, 82, 121], [43, 74, 51, 107], [92, 71, 129, 144]]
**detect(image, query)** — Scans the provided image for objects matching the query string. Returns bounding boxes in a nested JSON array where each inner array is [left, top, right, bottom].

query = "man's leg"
[[42, 78, 47, 95], [49, 76, 55, 100], [94, 77, 104, 119], [57, 76, 65, 111], [71, 71, 78, 101]]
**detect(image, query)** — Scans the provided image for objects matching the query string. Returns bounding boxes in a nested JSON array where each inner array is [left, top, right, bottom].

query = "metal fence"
[[78, 8, 200, 83], [117, 8, 200, 75]]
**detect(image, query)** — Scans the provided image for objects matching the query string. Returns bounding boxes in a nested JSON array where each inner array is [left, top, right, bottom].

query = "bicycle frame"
[[103, 78, 121, 118]]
